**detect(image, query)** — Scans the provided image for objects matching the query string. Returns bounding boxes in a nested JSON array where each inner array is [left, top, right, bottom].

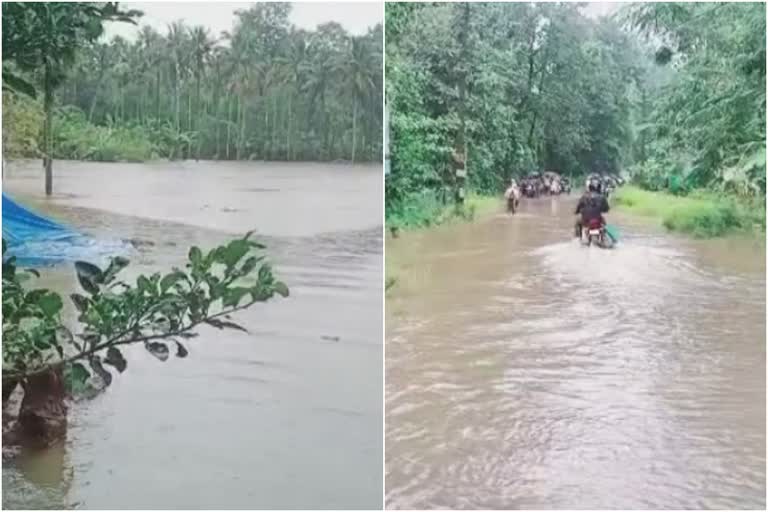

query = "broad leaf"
[[105, 346, 127, 373], [145, 342, 170, 362]]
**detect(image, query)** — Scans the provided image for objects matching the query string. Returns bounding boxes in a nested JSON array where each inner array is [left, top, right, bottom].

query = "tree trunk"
[[43, 62, 54, 196], [174, 61, 181, 133], [238, 95, 247, 160], [527, 47, 549, 150], [271, 96, 277, 160], [155, 68, 161, 119], [195, 71, 202, 161], [17, 369, 68, 449], [88, 87, 100, 123], [187, 89, 192, 133], [226, 96, 232, 160], [121, 87, 126, 124], [351, 97, 358, 163], [286, 93, 292, 160], [455, 3, 470, 203], [263, 103, 268, 160]]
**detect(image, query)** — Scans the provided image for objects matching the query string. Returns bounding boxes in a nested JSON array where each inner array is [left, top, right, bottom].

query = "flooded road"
[[386, 196, 765, 509], [3, 160, 383, 509]]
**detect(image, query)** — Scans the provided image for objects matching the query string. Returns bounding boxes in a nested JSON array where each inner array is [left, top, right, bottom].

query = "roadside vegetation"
[[386, 192, 498, 232], [385, 3, 766, 237], [613, 186, 765, 238]]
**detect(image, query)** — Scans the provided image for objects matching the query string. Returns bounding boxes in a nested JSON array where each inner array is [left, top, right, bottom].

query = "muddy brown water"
[[2, 160, 383, 509], [386, 196, 765, 509]]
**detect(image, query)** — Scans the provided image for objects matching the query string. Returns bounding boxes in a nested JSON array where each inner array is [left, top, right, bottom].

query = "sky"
[[104, 2, 383, 40], [582, 2, 621, 19]]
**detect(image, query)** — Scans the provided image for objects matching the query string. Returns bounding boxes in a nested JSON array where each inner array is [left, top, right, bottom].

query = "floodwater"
[[2, 160, 383, 509], [386, 196, 765, 509]]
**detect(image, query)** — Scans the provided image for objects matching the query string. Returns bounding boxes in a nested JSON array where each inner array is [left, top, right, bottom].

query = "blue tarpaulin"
[[2, 193, 130, 267]]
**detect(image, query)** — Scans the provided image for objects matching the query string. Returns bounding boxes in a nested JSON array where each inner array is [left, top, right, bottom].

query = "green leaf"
[[189, 246, 203, 265], [223, 239, 250, 268], [89, 357, 113, 386], [77, 274, 100, 295], [205, 318, 249, 333], [137, 275, 154, 294], [223, 287, 251, 307], [258, 263, 273, 282], [239, 256, 262, 276], [103, 256, 130, 282], [273, 281, 290, 298], [105, 347, 127, 373], [38, 292, 63, 316], [175, 341, 189, 358], [75, 261, 104, 284], [66, 362, 91, 388], [70, 293, 89, 313], [145, 342, 169, 362], [160, 270, 186, 293]]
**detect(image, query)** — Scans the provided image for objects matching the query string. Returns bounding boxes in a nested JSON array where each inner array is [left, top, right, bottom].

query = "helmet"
[[587, 178, 601, 193]]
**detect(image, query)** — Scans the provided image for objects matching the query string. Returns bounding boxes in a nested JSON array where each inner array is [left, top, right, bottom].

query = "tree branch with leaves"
[[2, 232, 288, 446]]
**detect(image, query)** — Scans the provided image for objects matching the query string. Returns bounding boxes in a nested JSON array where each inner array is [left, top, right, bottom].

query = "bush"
[[2, 92, 43, 158], [385, 190, 498, 231], [613, 185, 764, 237], [53, 108, 155, 162]]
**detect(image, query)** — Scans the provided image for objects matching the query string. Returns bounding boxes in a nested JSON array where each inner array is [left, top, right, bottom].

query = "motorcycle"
[[506, 196, 519, 213], [580, 218, 613, 248]]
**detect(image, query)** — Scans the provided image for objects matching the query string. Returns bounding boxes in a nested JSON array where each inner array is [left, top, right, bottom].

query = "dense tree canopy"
[[3, 2, 383, 163], [623, 2, 766, 197], [385, 2, 766, 214]]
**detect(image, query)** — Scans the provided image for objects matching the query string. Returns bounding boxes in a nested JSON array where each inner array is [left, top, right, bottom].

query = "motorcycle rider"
[[574, 177, 610, 238], [504, 178, 521, 213]]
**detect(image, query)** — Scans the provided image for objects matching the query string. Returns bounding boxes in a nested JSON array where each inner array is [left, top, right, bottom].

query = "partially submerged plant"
[[2, 231, 289, 392]]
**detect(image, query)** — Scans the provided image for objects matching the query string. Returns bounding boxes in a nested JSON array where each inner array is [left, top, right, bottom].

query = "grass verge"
[[612, 185, 765, 238], [385, 192, 499, 232]]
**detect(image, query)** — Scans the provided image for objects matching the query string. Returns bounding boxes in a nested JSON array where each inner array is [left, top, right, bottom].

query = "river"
[[385, 195, 765, 509], [2, 160, 383, 509]]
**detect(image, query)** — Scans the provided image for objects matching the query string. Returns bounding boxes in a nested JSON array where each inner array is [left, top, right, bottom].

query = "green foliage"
[[3, 4, 382, 163], [2, 91, 43, 157], [624, 2, 766, 201], [1, 2, 140, 97], [386, 191, 497, 231], [2, 233, 288, 391], [613, 185, 764, 237], [52, 107, 155, 161], [387, 1, 766, 237], [386, 3, 640, 215]]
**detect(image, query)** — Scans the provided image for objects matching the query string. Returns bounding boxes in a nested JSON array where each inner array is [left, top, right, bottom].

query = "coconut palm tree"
[[336, 35, 377, 163], [278, 28, 308, 160]]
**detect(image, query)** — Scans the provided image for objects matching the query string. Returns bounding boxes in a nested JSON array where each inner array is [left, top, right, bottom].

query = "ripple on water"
[[386, 198, 765, 509]]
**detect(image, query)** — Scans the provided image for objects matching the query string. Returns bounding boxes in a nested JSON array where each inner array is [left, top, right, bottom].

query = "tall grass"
[[386, 191, 499, 231], [613, 186, 765, 237]]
